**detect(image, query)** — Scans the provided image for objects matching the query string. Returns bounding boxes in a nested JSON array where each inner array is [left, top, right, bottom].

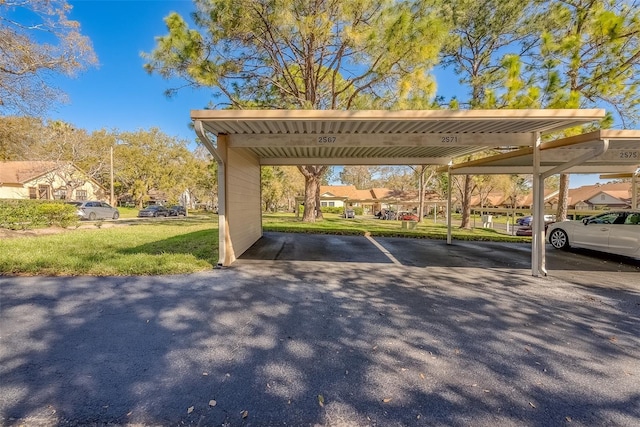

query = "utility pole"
[[110, 145, 114, 206]]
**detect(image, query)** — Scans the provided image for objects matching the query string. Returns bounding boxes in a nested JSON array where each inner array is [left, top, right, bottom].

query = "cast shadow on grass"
[[119, 229, 219, 263]]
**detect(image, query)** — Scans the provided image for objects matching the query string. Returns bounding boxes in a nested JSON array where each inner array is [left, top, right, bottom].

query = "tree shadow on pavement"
[[1, 260, 639, 426]]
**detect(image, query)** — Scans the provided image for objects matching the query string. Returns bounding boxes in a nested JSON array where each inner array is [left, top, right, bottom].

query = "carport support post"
[[194, 121, 228, 268], [447, 166, 453, 245], [633, 172, 638, 209], [216, 135, 231, 266], [531, 132, 542, 277]]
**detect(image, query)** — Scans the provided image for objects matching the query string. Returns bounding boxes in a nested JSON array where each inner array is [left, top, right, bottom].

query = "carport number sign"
[[619, 151, 638, 159], [317, 136, 337, 144], [315, 135, 464, 144], [441, 135, 460, 143]]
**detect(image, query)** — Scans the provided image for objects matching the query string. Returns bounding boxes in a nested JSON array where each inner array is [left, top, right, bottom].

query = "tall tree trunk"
[[557, 173, 569, 221], [297, 165, 327, 222], [460, 174, 473, 229], [301, 172, 318, 222], [315, 179, 324, 220]]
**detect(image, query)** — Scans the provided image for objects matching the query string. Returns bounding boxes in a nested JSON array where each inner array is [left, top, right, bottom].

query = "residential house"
[[0, 161, 106, 201], [312, 185, 380, 214], [298, 185, 446, 216], [469, 189, 558, 210], [562, 182, 632, 210]]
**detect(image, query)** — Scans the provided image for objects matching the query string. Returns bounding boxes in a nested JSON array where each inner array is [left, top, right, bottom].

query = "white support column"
[[447, 166, 453, 245], [531, 132, 542, 277], [216, 135, 229, 266], [633, 172, 639, 209], [537, 175, 547, 276], [194, 121, 227, 268]]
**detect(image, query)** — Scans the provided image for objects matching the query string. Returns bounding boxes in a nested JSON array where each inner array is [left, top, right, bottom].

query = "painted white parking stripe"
[[365, 233, 402, 265]]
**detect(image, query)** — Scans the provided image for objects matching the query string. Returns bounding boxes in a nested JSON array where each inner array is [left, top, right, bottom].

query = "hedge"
[[0, 199, 79, 230], [299, 206, 365, 215]]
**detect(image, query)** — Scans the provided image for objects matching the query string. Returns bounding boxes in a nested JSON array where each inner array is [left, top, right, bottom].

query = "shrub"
[[0, 199, 78, 230], [320, 206, 343, 214], [297, 205, 366, 216]]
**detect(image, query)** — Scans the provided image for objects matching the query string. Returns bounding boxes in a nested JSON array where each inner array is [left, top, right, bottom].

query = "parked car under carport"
[[547, 210, 640, 259]]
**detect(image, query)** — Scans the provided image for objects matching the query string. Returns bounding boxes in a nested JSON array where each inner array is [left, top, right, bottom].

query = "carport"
[[191, 109, 607, 267], [444, 129, 640, 276]]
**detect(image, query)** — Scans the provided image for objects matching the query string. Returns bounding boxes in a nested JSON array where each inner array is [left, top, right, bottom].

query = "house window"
[[75, 190, 88, 201], [38, 185, 50, 200], [321, 202, 328, 207], [601, 195, 606, 201], [328, 202, 335, 207], [29, 187, 37, 199], [53, 188, 67, 200]]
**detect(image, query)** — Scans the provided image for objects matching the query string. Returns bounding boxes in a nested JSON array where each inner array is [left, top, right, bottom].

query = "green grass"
[[116, 206, 140, 219], [263, 212, 529, 242], [0, 212, 529, 276], [0, 217, 218, 276]]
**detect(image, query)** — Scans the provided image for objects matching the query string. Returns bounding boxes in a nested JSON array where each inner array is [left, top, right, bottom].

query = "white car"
[[67, 201, 120, 220], [547, 210, 640, 259]]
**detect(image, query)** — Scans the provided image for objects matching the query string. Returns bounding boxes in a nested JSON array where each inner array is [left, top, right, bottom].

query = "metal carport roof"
[[192, 108, 608, 269], [440, 128, 640, 277], [192, 109, 606, 166], [444, 129, 640, 175]]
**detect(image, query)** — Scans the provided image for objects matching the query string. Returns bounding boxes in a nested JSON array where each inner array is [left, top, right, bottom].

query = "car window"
[[612, 213, 627, 224], [589, 212, 622, 224], [625, 213, 640, 225]]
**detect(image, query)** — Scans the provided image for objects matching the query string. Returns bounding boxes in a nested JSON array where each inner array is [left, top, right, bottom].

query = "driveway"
[[1, 233, 639, 426]]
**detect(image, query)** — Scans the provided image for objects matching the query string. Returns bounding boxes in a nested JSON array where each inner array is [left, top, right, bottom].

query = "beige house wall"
[[0, 184, 27, 199], [320, 198, 346, 208], [220, 140, 262, 265]]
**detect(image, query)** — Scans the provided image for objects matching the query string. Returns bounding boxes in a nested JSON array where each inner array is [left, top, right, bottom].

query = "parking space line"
[[365, 234, 402, 265]]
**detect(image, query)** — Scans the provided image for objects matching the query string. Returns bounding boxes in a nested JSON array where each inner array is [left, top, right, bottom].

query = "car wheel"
[[549, 229, 569, 249], [113, 212, 119, 220], [88, 212, 97, 221]]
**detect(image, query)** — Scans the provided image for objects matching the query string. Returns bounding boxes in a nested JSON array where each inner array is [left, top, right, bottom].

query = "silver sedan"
[[547, 210, 640, 259]]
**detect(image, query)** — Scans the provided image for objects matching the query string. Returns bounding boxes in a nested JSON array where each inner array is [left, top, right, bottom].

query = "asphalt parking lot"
[[1, 232, 639, 426], [243, 232, 640, 288]]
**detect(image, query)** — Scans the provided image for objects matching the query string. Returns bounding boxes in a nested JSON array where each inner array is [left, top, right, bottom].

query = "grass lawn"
[[263, 212, 528, 242], [0, 212, 530, 276], [0, 217, 218, 276]]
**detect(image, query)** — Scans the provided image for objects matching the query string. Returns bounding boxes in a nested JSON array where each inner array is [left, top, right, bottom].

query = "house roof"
[[566, 182, 632, 206], [0, 161, 62, 184], [521, 189, 559, 206], [319, 185, 447, 203], [370, 188, 392, 199], [320, 185, 362, 199], [469, 188, 558, 207]]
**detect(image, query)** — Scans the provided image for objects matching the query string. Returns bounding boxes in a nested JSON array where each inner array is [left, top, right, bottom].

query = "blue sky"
[[49, 0, 210, 143], [46, 0, 611, 188]]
